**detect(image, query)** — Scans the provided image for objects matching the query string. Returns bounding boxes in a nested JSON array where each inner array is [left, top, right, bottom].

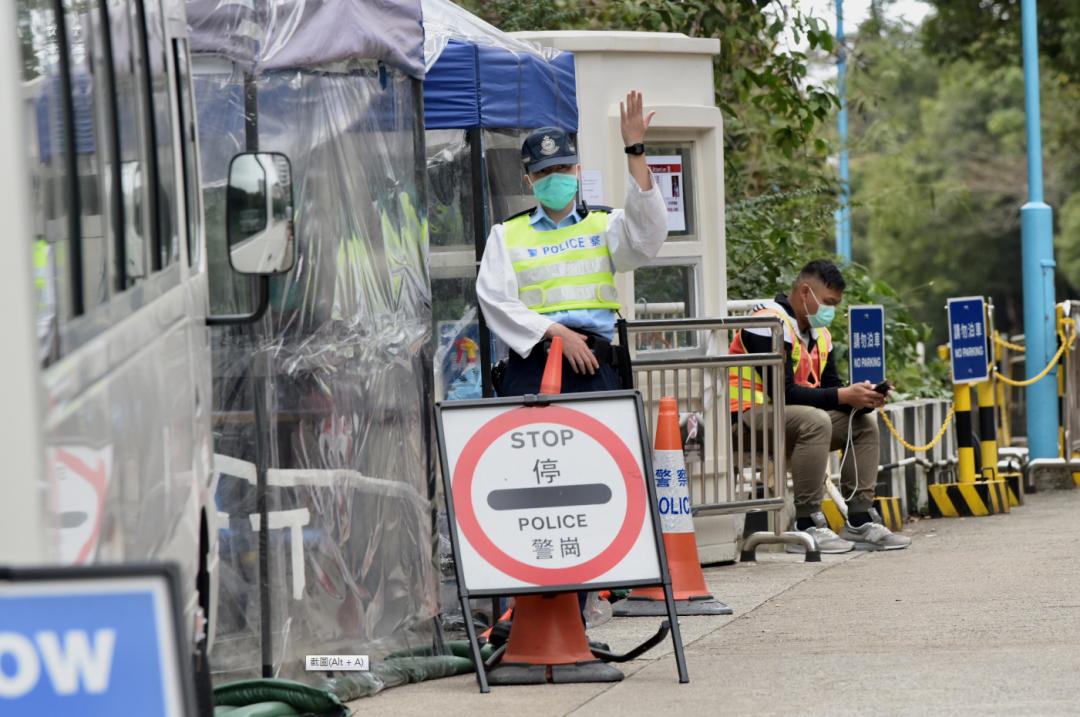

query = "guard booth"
[[422, 0, 580, 402], [514, 32, 737, 561], [514, 31, 727, 341]]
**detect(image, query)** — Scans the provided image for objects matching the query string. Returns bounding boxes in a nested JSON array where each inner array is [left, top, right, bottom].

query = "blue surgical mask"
[[807, 286, 836, 328], [531, 173, 579, 210]]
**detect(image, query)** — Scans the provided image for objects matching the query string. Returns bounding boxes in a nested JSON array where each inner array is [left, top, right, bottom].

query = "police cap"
[[521, 127, 579, 173]]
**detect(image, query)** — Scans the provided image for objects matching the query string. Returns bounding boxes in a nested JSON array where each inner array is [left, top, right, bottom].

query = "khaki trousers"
[[744, 405, 879, 518]]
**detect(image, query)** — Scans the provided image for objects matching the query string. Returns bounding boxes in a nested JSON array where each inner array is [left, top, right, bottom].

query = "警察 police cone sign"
[[486, 336, 625, 685], [614, 396, 732, 616]]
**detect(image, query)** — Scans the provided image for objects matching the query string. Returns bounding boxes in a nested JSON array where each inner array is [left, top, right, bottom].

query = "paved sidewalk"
[[357, 490, 1080, 716]]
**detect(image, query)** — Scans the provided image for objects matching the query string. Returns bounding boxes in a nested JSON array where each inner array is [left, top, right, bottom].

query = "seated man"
[[729, 260, 911, 552]]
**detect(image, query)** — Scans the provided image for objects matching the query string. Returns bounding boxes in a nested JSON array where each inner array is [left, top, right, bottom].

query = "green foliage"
[[458, 0, 839, 197], [848, 10, 1080, 351], [922, 0, 1080, 81], [726, 187, 836, 301], [1057, 192, 1080, 290], [829, 264, 951, 400]]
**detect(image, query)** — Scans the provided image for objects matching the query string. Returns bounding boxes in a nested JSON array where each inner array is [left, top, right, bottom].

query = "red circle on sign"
[[452, 405, 646, 586]]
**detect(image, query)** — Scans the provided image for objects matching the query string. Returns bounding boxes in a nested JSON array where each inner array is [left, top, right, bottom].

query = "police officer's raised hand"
[[544, 323, 599, 375], [620, 90, 654, 146], [839, 381, 886, 410], [621, 91, 655, 192]]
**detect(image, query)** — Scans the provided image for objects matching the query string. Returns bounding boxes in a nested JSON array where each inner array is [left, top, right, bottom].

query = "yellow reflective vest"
[[503, 210, 621, 314]]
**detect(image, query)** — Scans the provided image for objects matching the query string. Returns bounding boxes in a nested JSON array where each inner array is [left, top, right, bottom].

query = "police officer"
[[477, 91, 667, 395]]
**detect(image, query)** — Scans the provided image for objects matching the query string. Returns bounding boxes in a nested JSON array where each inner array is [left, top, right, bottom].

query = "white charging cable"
[[835, 409, 860, 503]]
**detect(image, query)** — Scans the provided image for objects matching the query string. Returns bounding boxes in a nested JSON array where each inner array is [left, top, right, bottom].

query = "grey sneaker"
[[840, 509, 911, 551], [785, 511, 855, 554]]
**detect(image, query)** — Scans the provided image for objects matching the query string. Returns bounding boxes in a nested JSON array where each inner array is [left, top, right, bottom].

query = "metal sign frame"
[[0, 562, 199, 716], [434, 389, 687, 692], [947, 296, 990, 385], [848, 304, 886, 385]]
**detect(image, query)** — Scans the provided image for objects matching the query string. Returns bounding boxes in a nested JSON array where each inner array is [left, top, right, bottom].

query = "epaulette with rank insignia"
[[502, 207, 537, 222], [500, 203, 613, 224]]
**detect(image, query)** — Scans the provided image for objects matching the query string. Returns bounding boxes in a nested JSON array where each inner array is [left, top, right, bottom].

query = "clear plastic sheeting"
[[422, 0, 561, 69], [426, 129, 479, 403], [188, 0, 425, 77], [193, 51, 438, 680], [482, 128, 533, 223]]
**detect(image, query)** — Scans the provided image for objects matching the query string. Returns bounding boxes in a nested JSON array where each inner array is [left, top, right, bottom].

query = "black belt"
[[532, 331, 615, 366]]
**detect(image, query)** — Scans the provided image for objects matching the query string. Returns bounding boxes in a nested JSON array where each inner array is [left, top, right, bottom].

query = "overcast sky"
[[805, 0, 933, 33]]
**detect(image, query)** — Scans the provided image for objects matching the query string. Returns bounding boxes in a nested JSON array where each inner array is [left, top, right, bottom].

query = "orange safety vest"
[[728, 307, 831, 412]]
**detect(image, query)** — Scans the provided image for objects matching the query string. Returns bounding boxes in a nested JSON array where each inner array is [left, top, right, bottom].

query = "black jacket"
[[739, 294, 844, 411]]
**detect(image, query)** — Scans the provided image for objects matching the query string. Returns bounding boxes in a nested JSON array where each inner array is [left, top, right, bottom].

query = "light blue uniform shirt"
[[529, 205, 617, 340]]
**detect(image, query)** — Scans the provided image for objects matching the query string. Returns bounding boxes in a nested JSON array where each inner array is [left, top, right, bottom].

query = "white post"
[[0, 3, 48, 564]]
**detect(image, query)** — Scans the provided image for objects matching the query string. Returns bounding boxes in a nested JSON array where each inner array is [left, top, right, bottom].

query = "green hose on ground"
[[387, 640, 495, 661], [213, 655, 477, 714]]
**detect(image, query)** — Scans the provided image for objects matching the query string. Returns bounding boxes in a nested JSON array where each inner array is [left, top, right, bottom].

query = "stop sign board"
[[436, 391, 663, 594]]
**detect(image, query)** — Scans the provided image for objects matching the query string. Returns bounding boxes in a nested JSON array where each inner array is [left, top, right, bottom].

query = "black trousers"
[[498, 336, 621, 623], [498, 340, 623, 397]]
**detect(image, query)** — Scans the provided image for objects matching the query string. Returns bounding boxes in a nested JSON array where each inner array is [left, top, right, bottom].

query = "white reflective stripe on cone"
[[653, 449, 694, 533]]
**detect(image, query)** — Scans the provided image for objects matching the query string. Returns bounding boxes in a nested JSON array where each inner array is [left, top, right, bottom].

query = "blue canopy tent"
[[421, 0, 578, 131], [423, 38, 578, 131], [421, 0, 580, 401]]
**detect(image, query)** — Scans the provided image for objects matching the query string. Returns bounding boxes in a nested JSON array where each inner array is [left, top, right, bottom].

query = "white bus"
[[2, 0, 294, 694]]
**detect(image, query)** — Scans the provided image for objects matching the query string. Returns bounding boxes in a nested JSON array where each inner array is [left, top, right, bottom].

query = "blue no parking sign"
[[848, 305, 886, 385], [0, 564, 196, 717], [947, 296, 989, 384]]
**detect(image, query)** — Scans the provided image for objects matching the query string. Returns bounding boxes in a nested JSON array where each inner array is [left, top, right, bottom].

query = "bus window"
[[140, 0, 178, 270], [107, 0, 149, 287], [62, 4, 111, 312], [19, 0, 71, 363], [173, 39, 200, 268]]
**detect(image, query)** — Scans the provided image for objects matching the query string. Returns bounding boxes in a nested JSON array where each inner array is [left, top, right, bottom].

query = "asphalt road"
[[358, 489, 1080, 716]]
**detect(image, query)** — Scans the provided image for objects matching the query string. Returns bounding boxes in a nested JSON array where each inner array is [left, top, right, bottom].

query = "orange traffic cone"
[[539, 336, 563, 394], [487, 337, 622, 685], [614, 396, 731, 617]]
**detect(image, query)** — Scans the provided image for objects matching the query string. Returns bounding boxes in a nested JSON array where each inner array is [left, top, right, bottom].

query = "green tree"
[[459, 0, 839, 200], [848, 8, 1080, 347]]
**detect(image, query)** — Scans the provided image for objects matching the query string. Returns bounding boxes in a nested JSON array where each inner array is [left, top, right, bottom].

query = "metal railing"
[[869, 399, 956, 515], [633, 301, 695, 351], [621, 316, 819, 560]]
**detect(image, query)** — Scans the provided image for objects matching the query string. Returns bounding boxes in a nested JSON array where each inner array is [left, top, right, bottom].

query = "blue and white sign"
[[0, 570, 192, 716], [947, 296, 989, 384], [848, 305, 886, 385]]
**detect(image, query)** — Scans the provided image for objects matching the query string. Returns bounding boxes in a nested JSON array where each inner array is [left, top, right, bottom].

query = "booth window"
[[633, 263, 699, 351], [645, 144, 695, 241]]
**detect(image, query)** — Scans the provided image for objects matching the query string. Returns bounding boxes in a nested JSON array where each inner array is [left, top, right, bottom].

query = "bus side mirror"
[[226, 152, 296, 275]]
